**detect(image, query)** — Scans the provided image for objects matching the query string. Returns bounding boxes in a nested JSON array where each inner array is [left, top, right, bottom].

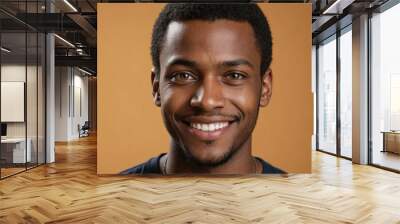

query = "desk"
[[1, 138, 31, 163], [382, 131, 400, 154]]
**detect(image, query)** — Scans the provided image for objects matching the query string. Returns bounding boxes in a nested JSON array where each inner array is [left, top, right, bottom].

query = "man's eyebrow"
[[166, 58, 254, 69], [221, 59, 254, 69], [166, 58, 197, 68]]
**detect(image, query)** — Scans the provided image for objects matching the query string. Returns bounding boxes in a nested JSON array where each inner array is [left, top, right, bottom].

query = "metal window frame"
[[315, 23, 353, 161], [0, 0, 47, 180], [367, 0, 400, 173]]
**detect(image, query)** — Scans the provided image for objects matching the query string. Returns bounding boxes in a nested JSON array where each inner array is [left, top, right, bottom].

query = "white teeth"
[[190, 122, 229, 132], [209, 124, 216, 131]]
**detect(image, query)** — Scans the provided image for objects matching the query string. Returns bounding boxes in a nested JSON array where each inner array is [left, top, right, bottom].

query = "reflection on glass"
[[340, 28, 352, 158], [1, 32, 27, 177], [371, 3, 400, 171], [318, 36, 337, 154], [312, 46, 317, 151], [0, 1, 46, 179], [390, 75, 400, 130]]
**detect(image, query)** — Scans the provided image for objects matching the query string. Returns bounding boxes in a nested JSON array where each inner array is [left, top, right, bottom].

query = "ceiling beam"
[[55, 55, 96, 70]]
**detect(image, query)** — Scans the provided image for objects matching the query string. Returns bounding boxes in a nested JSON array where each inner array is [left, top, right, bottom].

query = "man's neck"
[[162, 140, 260, 174]]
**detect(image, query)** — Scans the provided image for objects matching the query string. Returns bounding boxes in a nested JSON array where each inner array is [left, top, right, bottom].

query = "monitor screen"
[[1, 123, 7, 137]]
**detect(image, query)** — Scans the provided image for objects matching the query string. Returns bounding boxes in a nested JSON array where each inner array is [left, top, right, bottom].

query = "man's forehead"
[[159, 20, 260, 70], [165, 19, 254, 35], [162, 20, 257, 53]]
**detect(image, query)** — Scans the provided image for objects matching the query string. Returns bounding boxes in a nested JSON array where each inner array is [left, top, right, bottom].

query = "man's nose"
[[190, 76, 224, 111]]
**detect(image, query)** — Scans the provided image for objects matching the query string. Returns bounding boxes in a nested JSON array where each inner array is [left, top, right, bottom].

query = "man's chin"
[[182, 149, 234, 168]]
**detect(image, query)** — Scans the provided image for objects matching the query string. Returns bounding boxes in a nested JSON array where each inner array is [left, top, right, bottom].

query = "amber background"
[[97, 3, 312, 174]]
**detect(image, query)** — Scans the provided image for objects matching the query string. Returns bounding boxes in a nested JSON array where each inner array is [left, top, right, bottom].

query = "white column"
[[46, 32, 55, 163], [352, 14, 369, 164]]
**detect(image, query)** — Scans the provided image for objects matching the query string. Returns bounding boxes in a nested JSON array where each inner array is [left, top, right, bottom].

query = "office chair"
[[79, 121, 90, 138]]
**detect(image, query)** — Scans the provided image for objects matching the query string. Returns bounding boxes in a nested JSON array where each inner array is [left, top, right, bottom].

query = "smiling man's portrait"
[[120, 3, 282, 175], [98, 3, 312, 175]]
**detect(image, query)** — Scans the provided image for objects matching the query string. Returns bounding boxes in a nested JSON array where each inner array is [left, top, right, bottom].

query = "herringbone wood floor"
[[0, 135, 399, 224]]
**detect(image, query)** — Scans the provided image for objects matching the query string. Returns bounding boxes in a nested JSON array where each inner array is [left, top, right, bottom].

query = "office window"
[[317, 35, 337, 154], [339, 28, 352, 158], [371, 2, 400, 171], [1, 30, 28, 178], [312, 46, 317, 151], [0, 1, 46, 179]]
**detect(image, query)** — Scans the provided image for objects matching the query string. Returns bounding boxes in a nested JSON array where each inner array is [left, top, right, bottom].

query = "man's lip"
[[181, 120, 236, 141], [181, 115, 238, 124]]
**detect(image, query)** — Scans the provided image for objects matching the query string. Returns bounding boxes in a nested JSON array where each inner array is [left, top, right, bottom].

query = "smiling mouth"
[[181, 119, 238, 141], [190, 122, 229, 132]]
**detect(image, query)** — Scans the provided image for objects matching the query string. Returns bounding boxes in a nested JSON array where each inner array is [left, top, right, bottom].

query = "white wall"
[[1, 63, 46, 164], [55, 66, 70, 141], [1, 65, 26, 135], [55, 67, 89, 141], [1, 64, 37, 138], [72, 73, 89, 138], [1, 82, 25, 122]]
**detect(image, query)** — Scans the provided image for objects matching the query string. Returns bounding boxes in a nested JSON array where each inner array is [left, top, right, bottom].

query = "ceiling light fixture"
[[63, 0, 78, 12], [54, 34, 75, 48], [1, 47, 11, 53], [76, 48, 85, 55], [322, 0, 355, 15], [78, 67, 93, 76]]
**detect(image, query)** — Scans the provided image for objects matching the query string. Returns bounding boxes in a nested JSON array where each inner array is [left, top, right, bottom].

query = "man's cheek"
[[161, 106, 177, 136]]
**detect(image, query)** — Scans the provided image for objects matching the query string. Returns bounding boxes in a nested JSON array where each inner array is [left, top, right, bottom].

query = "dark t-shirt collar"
[[121, 153, 285, 175]]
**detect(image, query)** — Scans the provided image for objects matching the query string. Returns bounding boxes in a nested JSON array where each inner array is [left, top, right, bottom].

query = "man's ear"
[[151, 68, 161, 107], [259, 69, 272, 107]]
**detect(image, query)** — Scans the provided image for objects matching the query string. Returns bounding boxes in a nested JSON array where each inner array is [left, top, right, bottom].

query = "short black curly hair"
[[151, 3, 273, 77]]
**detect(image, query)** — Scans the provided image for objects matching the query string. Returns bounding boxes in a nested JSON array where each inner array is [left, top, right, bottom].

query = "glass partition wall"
[[317, 35, 337, 155], [370, 2, 400, 172], [339, 27, 352, 159], [0, 2, 46, 179], [316, 26, 353, 159], [316, 0, 400, 173], [0, 30, 27, 177]]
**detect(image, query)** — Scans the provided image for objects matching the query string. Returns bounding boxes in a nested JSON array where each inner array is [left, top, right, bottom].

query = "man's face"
[[153, 20, 271, 167]]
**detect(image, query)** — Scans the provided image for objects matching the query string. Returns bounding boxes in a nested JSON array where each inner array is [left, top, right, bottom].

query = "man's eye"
[[170, 72, 196, 82], [225, 72, 246, 80]]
